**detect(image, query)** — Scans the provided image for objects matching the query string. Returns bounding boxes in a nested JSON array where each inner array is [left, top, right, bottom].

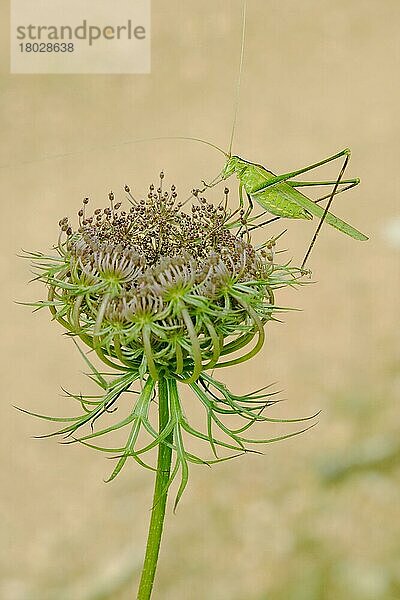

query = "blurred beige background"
[[1, 1, 399, 598]]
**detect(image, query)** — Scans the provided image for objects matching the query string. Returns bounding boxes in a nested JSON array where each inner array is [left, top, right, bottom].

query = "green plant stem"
[[137, 376, 174, 600]]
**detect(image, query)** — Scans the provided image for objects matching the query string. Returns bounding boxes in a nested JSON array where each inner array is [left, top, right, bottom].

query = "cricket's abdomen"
[[240, 163, 312, 220]]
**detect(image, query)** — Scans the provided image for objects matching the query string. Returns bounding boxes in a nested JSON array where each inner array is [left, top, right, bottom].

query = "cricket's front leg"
[[197, 171, 225, 193]]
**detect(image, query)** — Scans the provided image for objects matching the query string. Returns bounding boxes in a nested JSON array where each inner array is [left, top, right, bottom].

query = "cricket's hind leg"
[[246, 153, 359, 234], [246, 180, 355, 233], [251, 148, 353, 196], [288, 177, 359, 193], [301, 151, 351, 269]]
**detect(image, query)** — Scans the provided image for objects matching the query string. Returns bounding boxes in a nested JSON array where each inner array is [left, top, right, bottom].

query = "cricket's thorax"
[[221, 155, 244, 179]]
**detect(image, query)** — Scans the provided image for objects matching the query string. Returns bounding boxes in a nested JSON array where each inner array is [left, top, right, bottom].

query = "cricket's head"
[[221, 155, 244, 180]]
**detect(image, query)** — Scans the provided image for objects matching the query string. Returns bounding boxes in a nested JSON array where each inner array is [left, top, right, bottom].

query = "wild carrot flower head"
[[23, 173, 315, 503]]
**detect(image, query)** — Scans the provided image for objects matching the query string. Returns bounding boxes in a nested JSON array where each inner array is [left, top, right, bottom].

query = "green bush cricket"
[[183, 1, 368, 268], [199, 146, 366, 268]]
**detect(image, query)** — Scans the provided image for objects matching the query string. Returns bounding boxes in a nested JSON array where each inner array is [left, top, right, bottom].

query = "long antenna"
[[228, 0, 247, 157], [0, 135, 227, 170], [148, 136, 227, 157]]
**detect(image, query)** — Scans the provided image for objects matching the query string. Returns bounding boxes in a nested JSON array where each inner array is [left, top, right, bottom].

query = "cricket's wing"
[[254, 181, 315, 220], [251, 165, 368, 241], [243, 164, 312, 219]]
